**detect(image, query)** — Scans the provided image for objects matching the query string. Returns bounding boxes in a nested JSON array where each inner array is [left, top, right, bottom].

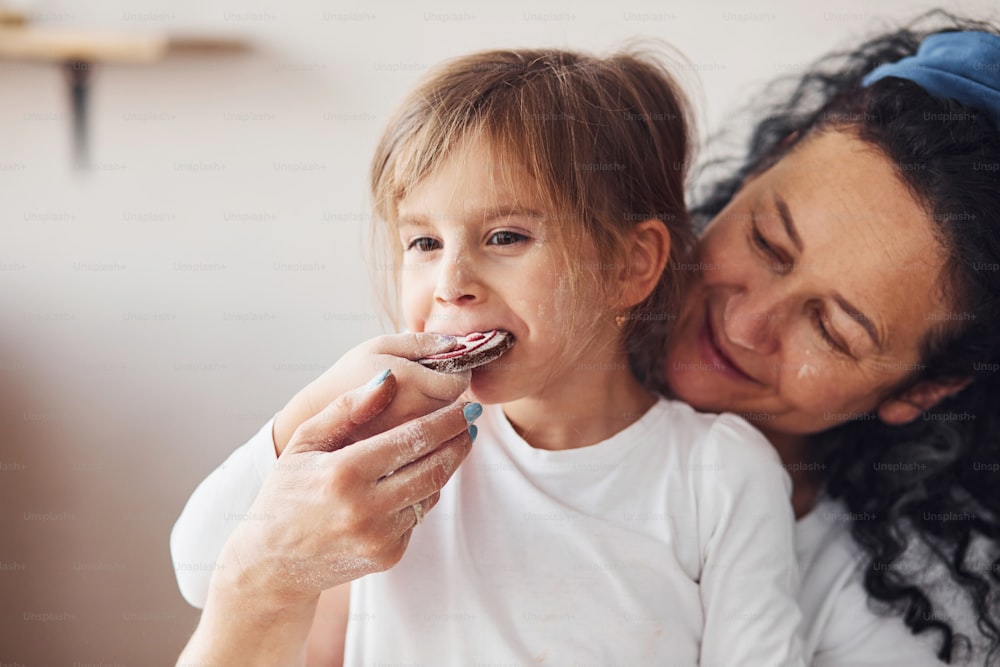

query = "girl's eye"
[[407, 237, 440, 252], [487, 230, 528, 246]]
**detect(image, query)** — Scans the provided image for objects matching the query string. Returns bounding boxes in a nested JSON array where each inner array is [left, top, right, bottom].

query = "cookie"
[[418, 330, 515, 373]]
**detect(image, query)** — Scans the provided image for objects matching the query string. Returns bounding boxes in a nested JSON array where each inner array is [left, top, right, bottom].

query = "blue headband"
[[861, 30, 1000, 130]]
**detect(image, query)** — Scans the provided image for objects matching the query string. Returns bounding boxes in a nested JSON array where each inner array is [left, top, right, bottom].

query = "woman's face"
[[665, 129, 954, 436]]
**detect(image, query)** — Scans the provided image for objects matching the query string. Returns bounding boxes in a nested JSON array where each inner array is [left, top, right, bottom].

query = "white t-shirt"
[[170, 409, 945, 666], [344, 399, 802, 666], [794, 505, 944, 666]]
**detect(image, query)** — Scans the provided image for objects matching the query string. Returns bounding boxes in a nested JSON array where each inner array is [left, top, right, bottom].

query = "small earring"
[[615, 312, 628, 328]]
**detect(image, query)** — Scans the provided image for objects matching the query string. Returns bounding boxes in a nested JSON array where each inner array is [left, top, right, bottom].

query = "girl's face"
[[664, 129, 953, 436], [396, 137, 616, 405]]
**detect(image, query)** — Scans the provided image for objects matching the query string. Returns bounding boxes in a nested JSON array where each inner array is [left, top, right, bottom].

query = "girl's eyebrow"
[[398, 206, 546, 227], [397, 215, 431, 228], [477, 205, 547, 222]]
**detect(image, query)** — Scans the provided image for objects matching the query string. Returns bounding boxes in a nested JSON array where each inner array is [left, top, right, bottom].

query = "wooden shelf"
[[0, 26, 248, 64], [0, 22, 250, 169]]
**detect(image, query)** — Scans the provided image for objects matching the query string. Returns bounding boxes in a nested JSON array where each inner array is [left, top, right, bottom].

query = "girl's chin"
[[467, 369, 522, 406], [465, 381, 508, 406]]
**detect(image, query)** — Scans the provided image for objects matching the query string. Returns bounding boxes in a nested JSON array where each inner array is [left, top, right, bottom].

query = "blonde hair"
[[369, 47, 696, 387]]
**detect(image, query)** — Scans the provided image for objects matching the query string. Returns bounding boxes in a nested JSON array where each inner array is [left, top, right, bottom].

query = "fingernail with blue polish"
[[468, 424, 478, 443], [364, 369, 391, 390], [463, 402, 483, 423]]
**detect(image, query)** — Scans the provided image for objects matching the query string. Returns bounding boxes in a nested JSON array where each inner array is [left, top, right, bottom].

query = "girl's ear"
[[618, 219, 671, 309], [876, 376, 973, 425]]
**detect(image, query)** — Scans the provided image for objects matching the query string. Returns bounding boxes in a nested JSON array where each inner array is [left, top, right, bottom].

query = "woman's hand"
[[226, 368, 478, 599], [177, 370, 479, 666], [273, 333, 471, 457]]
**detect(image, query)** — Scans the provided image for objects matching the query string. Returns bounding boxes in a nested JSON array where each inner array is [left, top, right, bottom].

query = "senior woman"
[[174, 14, 1000, 666]]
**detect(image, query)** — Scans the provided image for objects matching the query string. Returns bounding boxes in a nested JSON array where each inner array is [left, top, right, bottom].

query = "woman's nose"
[[433, 254, 480, 305], [721, 291, 778, 353]]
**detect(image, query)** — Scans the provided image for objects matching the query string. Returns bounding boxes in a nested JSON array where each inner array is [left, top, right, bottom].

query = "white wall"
[[1, 0, 996, 662]]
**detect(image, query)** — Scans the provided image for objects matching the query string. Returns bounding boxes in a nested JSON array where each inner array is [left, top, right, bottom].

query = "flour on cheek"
[[796, 363, 818, 380]]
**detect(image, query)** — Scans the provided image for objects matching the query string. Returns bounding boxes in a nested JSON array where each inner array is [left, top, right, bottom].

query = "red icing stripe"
[[421, 330, 498, 361]]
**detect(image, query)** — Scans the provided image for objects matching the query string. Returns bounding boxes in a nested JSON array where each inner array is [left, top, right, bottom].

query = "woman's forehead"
[[755, 130, 943, 265], [723, 129, 954, 349]]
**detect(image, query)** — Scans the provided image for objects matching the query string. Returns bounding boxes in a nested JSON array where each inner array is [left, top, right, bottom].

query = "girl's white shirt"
[[343, 398, 803, 665], [170, 404, 943, 666]]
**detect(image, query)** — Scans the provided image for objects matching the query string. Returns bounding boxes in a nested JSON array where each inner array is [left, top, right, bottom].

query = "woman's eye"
[[751, 225, 773, 254], [751, 225, 792, 272], [813, 310, 849, 356], [487, 230, 528, 246], [407, 237, 440, 252]]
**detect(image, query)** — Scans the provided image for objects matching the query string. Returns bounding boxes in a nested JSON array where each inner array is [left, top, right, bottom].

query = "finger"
[[342, 401, 479, 479], [370, 331, 460, 361], [401, 499, 424, 530], [403, 363, 471, 403], [377, 430, 473, 511], [423, 490, 442, 513], [394, 490, 438, 537], [370, 490, 444, 571], [362, 493, 426, 561], [368, 332, 471, 402], [285, 370, 397, 455]]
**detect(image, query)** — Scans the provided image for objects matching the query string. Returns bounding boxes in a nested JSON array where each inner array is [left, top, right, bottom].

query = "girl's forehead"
[[394, 138, 562, 220]]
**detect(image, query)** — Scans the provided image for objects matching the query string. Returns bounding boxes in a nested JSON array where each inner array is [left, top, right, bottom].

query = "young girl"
[[173, 48, 803, 665]]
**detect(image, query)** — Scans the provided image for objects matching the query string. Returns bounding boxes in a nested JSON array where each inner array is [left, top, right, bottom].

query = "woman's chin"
[[663, 361, 726, 413]]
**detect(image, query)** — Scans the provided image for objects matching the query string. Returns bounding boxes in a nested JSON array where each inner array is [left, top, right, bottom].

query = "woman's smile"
[[666, 129, 947, 436], [698, 307, 763, 384]]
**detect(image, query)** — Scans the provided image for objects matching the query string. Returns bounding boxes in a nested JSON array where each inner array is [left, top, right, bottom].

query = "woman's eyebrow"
[[773, 193, 804, 252], [834, 294, 884, 351], [770, 192, 883, 350]]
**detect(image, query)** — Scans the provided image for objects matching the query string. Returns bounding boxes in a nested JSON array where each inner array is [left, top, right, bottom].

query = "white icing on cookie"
[[418, 330, 515, 373]]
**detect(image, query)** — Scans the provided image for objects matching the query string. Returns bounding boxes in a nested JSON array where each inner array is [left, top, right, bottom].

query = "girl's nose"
[[433, 255, 480, 305]]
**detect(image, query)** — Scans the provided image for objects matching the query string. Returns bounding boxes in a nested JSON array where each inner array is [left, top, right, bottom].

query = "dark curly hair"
[[691, 10, 1000, 665]]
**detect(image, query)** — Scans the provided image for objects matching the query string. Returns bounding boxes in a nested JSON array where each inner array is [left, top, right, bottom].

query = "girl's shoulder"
[[653, 398, 782, 471]]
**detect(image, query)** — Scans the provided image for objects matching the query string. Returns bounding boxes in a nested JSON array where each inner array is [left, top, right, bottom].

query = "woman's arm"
[[178, 573, 320, 667], [306, 584, 351, 667], [176, 373, 478, 665], [171, 417, 276, 607]]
